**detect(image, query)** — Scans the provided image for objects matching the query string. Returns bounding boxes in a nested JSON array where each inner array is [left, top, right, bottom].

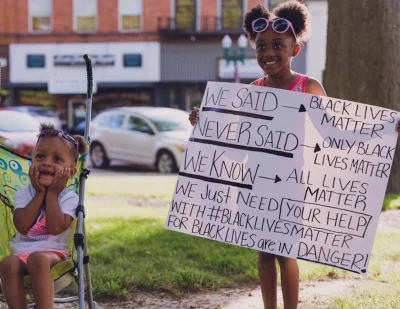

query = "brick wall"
[[0, 0, 259, 45], [144, 0, 170, 32], [98, 0, 118, 32], [248, 0, 266, 11], [53, 0, 73, 33]]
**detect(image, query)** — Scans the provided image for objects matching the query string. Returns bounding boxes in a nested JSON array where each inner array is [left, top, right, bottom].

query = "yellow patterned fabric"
[[0, 145, 86, 282]]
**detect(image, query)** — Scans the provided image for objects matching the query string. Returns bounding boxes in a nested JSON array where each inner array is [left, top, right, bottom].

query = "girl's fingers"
[[35, 168, 40, 183], [53, 170, 64, 183], [59, 167, 69, 183], [64, 168, 70, 180]]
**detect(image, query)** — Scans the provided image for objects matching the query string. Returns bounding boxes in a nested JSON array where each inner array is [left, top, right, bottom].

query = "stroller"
[[0, 55, 96, 309]]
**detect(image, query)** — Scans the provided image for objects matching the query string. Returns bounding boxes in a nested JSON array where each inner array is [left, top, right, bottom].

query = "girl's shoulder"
[[251, 76, 266, 86], [293, 73, 326, 95], [304, 76, 326, 96], [290, 73, 308, 92]]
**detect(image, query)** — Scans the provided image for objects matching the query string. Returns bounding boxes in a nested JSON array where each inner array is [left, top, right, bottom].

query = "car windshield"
[[0, 112, 39, 132], [147, 110, 192, 132]]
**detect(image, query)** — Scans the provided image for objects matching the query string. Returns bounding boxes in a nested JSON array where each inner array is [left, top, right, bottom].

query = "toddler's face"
[[32, 136, 76, 187]]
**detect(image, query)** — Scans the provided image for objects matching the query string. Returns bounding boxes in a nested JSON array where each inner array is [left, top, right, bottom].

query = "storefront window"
[[27, 55, 45, 68], [221, 0, 243, 30], [176, 0, 196, 30], [74, 0, 97, 32], [29, 0, 52, 32], [123, 54, 142, 67], [119, 0, 142, 31]]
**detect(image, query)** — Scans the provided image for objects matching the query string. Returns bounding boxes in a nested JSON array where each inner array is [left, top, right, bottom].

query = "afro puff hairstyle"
[[243, 0, 310, 47]]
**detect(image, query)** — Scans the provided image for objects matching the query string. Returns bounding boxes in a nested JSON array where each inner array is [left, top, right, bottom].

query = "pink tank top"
[[252, 74, 308, 93]]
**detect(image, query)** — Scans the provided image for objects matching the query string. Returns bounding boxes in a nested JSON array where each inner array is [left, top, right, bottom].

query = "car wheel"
[[156, 150, 178, 174], [90, 143, 110, 168]]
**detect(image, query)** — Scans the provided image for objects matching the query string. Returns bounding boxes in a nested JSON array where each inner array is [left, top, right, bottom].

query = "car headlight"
[[175, 145, 186, 152]]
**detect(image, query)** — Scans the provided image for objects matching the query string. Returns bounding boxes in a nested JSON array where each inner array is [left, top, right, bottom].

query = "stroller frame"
[[74, 54, 96, 309], [0, 55, 96, 309]]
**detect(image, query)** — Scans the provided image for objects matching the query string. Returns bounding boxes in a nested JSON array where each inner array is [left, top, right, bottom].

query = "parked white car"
[[5, 106, 62, 129], [89, 107, 192, 173]]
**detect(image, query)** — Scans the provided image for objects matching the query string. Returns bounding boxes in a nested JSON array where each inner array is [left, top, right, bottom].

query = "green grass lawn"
[[383, 193, 400, 211], [321, 231, 400, 309], [84, 172, 400, 307]]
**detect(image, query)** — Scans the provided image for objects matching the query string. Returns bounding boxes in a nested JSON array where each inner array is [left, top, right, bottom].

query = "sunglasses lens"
[[253, 19, 268, 32], [66, 135, 78, 145], [273, 19, 289, 32], [40, 130, 78, 147]]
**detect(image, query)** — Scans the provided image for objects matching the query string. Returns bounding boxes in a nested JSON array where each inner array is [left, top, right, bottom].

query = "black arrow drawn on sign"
[[282, 104, 307, 113], [259, 175, 282, 183], [300, 143, 321, 153]]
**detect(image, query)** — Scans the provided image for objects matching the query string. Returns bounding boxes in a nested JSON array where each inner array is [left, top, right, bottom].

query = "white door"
[[124, 115, 156, 165], [99, 113, 127, 160]]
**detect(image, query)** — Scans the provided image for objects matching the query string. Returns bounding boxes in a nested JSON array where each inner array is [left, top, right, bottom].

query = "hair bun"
[[273, 0, 309, 43], [243, 4, 273, 47]]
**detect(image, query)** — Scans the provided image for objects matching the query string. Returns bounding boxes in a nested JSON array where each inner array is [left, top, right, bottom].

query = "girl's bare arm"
[[44, 191, 74, 235], [13, 192, 45, 234]]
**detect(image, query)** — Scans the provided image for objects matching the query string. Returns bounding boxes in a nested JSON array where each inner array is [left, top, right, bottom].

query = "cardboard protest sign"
[[165, 81, 399, 274]]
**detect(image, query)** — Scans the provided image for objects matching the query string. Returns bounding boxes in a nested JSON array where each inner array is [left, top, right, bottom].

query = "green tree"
[[323, 0, 400, 193]]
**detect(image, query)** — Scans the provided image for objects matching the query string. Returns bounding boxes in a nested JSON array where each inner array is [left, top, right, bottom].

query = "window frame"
[[172, 0, 200, 30], [26, 54, 46, 68], [118, 0, 143, 32], [123, 54, 143, 68], [28, 0, 53, 34], [217, 0, 247, 31], [73, 0, 98, 33], [175, 0, 196, 30]]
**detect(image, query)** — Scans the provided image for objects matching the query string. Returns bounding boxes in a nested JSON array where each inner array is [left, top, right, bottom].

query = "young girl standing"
[[189, 2, 324, 309], [244, 2, 322, 309], [0, 124, 87, 309], [189, 1, 400, 308]]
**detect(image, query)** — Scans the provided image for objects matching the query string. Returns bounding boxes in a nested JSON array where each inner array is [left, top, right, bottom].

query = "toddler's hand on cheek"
[[48, 167, 69, 194], [29, 166, 46, 193]]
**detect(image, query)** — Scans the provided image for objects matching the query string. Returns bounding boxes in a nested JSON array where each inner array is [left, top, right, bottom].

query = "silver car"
[[89, 107, 192, 173]]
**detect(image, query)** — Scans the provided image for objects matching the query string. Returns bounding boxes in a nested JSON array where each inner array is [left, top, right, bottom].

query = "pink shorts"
[[16, 250, 68, 264]]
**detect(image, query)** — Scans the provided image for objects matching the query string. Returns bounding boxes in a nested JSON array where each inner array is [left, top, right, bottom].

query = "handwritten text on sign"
[[165, 81, 398, 274]]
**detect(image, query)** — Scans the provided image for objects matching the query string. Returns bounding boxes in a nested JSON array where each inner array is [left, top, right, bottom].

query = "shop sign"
[[48, 78, 98, 94], [217, 57, 264, 79], [54, 54, 115, 66]]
